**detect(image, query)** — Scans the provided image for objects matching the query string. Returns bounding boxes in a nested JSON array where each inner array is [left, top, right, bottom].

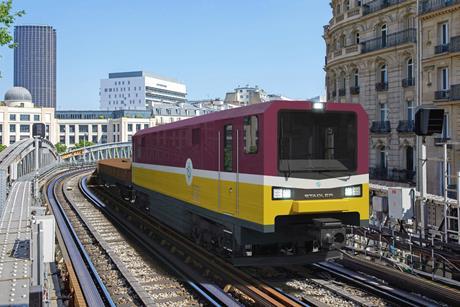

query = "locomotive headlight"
[[272, 188, 292, 200], [344, 185, 362, 197], [313, 102, 324, 110]]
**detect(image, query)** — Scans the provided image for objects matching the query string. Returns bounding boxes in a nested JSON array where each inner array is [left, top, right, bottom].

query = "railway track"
[[86, 173, 306, 306], [48, 169, 202, 306], [46, 170, 115, 306]]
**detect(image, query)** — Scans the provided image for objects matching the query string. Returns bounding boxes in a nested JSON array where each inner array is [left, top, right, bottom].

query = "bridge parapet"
[[0, 138, 59, 207], [60, 142, 132, 163]]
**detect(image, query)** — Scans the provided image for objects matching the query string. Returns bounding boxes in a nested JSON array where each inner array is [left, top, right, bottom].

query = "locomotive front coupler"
[[307, 218, 346, 251]]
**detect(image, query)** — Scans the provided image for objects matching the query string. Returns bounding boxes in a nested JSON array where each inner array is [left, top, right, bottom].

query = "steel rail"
[[314, 261, 438, 307], [85, 174, 302, 307], [46, 171, 115, 307], [80, 175, 230, 307]]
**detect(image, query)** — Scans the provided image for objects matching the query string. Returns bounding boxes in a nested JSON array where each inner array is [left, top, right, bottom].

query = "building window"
[[407, 100, 415, 121], [20, 114, 30, 121], [355, 32, 360, 44], [69, 136, 75, 144], [144, 124, 148, 129], [128, 124, 133, 132], [79, 125, 88, 133], [9, 135, 16, 144], [407, 58, 414, 80], [440, 22, 449, 45], [92, 125, 98, 133], [440, 67, 449, 90], [102, 125, 107, 133], [20, 124, 30, 133], [9, 124, 15, 133], [442, 113, 450, 138], [60, 125, 65, 133], [379, 103, 388, 121], [406, 146, 415, 171], [92, 135, 98, 143], [381, 24, 387, 48], [59, 136, 65, 143], [69, 125, 75, 133], [136, 124, 141, 131], [101, 135, 107, 143], [379, 147, 388, 169], [34, 114, 40, 121], [353, 69, 359, 87], [380, 64, 388, 83], [9, 114, 16, 121], [243, 116, 258, 154]]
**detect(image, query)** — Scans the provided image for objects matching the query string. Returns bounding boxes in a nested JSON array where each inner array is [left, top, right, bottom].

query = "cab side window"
[[224, 125, 233, 171], [243, 116, 258, 154]]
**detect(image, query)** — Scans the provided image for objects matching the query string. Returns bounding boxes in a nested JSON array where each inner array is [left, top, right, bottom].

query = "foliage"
[[73, 140, 94, 149], [55, 143, 67, 154], [0, 144, 6, 152], [0, 1, 25, 48]]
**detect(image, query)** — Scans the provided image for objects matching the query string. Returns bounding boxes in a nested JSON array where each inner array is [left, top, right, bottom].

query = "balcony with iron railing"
[[363, 0, 407, 15], [361, 28, 416, 53], [434, 84, 460, 101], [397, 120, 415, 133], [370, 121, 391, 133], [350, 86, 360, 95], [402, 77, 415, 88], [375, 82, 389, 91], [370, 167, 416, 184], [434, 36, 460, 54], [419, 0, 460, 14], [326, 44, 362, 64], [434, 137, 452, 148]]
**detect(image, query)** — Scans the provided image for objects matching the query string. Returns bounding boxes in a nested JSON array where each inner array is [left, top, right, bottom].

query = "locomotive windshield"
[[278, 110, 357, 178]]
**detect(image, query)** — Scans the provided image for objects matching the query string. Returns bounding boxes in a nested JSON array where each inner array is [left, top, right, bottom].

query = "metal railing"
[[402, 78, 415, 87], [350, 86, 360, 95], [434, 85, 460, 101], [397, 120, 415, 132], [370, 167, 416, 183], [435, 44, 449, 54], [375, 82, 389, 91], [419, 0, 460, 14], [363, 0, 407, 15], [361, 28, 416, 53], [370, 121, 391, 133]]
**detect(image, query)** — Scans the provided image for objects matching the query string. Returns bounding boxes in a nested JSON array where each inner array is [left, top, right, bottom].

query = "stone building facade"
[[419, 0, 460, 195], [324, 0, 418, 187]]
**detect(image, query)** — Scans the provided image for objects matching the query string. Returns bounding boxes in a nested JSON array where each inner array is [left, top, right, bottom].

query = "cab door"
[[220, 124, 237, 215]]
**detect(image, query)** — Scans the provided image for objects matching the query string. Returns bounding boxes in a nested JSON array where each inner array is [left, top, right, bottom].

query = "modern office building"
[[14, 25, 57, 108], [324, 0, 417, 187], [99, 71, 187, 111]]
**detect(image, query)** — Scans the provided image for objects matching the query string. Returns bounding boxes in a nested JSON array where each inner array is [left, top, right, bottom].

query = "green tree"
[[55, 143, 67, 154], [73, 140, 94, 149], [1, 0, 25, 77], [0, 0, 24, 47], [0, 144, 6, 153]]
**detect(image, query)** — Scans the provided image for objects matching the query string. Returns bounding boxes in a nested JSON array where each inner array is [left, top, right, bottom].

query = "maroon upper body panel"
[[132, 101, 368, 176]]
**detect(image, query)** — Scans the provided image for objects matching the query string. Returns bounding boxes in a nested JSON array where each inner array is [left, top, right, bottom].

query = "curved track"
[[46, 170, 115, 307], [86, 173, 307, 307]]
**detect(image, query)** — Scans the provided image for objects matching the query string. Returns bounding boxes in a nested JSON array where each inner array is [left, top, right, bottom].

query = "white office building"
[[99, 71, 187, 111]]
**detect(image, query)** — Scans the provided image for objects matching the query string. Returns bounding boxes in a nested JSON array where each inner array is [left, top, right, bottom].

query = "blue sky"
[[0, 0, 330, 110]]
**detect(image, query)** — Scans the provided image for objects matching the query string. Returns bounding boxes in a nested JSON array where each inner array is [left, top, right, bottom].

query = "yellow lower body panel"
[[132, 166, 369, 227]]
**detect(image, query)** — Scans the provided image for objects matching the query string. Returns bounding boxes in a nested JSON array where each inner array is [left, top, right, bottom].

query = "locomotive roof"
[[134, 100, 365, 136]]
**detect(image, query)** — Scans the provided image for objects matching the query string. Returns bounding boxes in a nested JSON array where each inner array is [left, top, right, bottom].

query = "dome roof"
[[4, 86, 32, 102]]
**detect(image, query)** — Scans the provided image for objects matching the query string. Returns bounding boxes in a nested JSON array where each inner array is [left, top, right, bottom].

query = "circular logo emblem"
[[185, 158, 193, 186]]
